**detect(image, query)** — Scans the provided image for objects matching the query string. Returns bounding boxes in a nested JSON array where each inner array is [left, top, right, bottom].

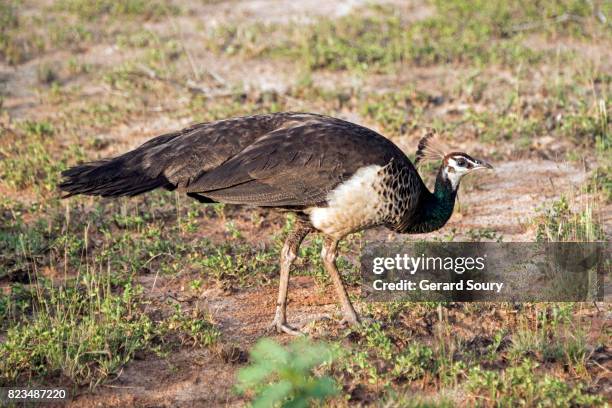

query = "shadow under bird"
[[59, 112, 493, 335]]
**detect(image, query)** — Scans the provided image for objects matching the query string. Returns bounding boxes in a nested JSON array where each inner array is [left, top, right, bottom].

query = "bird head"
[[414, 131, 493, 191], [442, 152, 493, 190]]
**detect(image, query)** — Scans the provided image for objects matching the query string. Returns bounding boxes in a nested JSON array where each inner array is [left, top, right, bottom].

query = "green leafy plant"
[[237, 338, 338, 408], [392, 343, 437, 381], [162, 304, 220, 347], [466, 360, 603, 406]]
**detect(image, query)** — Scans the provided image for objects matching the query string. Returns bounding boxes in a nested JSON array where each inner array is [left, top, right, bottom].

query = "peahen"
[[59, 112, 493, 334]]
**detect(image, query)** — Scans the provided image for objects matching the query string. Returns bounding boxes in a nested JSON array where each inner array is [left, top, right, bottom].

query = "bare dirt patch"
[[2, 0, 609, 406]]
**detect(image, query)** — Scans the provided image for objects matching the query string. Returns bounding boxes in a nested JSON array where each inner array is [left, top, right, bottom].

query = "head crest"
[[414, 130, 448, 166]]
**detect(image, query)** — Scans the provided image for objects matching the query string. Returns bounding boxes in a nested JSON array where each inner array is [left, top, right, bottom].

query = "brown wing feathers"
[[58, 112, 414, 208], [187, 121, 403, 207]]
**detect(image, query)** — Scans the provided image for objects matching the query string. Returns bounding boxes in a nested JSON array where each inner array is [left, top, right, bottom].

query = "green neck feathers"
[[401, 167, 457, 234]]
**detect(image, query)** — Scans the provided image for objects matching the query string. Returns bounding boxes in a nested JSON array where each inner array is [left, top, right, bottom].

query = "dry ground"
[[0, 0, 611, 407]]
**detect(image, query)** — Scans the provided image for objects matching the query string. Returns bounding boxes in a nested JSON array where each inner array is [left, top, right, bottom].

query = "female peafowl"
[[59, 112, 493, 335]]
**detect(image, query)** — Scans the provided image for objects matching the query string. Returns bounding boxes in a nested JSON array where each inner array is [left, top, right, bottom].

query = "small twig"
[[169, 16, 201, 82], [103, 368, 126, 385], [102, 384, 139, 389], [205, 68, 227, 87], [0, 122, 15, 134], [147, 106, 169, 113], [184, 80, 244, 98], [142, 252, 175, 293], [591, 359, 611, 373], [136, 63, 158, 79], [82, 350, 112, 356], [166, 294, 183, 303], [591, 300, 600, 312], [137, 16, 227, 90], [126, 66, 241, 99], [101, 84, 131, 98]]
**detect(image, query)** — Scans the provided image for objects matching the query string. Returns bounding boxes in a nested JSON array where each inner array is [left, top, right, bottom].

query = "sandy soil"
[[2, 0, 610, 406]]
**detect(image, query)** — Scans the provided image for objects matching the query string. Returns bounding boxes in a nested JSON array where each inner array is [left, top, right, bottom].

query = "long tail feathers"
[[58, 158, 174, 198], [59, 132, 183, 198]]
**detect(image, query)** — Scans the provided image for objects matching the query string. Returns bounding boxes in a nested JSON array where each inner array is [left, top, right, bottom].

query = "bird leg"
[[271, 219, 312, 335], [321, 236, 359, 326]]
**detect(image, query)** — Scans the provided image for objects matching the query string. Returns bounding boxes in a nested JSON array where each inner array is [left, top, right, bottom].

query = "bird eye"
[[455, 158, 466, 167]]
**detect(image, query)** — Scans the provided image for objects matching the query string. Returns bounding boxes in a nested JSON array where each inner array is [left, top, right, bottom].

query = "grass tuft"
[[534, 196, 605, 242], [466, 360, 603, 406], [0, 277, 154, 387]]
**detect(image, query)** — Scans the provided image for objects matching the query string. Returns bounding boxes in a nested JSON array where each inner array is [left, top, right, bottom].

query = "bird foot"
[[339, 313, 379, 328], [266, 320, 304, 336]]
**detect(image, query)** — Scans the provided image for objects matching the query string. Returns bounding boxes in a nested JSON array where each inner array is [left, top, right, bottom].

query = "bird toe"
[[278, 324, 304, 336], [266, 320, 304, 336]]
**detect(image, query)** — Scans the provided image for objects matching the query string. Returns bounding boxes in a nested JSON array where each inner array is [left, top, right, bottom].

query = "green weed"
[[392, 342, 437, 381], [237, 338, 338, 408], [466, 360, 602, 406], [196, 242, 278, 288], [379, 394, 454, 408], [162, 304, 220, 348], [466, 228, 504, 242], [359, 89, 423, 138]]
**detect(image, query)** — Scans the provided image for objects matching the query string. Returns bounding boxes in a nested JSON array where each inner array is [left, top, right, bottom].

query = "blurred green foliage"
[[237, 338, 338, 408]]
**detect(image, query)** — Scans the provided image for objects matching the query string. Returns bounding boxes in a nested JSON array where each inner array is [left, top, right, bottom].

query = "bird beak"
[[474, 159, 494, 171]]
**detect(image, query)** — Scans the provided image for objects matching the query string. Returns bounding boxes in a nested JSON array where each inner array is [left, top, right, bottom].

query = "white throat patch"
[[445, 156, 476, 190], [443, 167, 462, 190]]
